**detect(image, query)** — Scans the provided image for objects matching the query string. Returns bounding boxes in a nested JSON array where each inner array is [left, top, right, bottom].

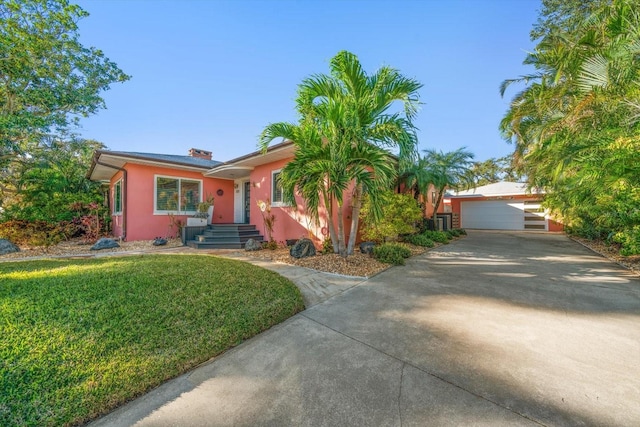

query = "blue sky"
[[75, 0, 539, 162]]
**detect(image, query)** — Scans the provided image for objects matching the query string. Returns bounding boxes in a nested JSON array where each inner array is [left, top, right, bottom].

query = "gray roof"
[[106, 151, 222, 168]]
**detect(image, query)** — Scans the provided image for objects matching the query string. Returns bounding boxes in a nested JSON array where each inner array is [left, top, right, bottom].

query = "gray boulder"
[[290, 238, 316, 259], [244, 238, 262, 251], [152, 237, 168, 246], [90, 238, 120, 251], [0, 239, 20, 255], [359, 241, 376, 255]]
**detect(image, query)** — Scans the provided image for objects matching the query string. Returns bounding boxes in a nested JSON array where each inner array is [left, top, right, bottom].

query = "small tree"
[[360, 191, 422, 243]]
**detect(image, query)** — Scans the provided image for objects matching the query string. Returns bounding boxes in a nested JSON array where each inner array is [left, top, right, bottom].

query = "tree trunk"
[[336, 200, 347, 257], [431, 186, 445, 223], [325, 194, 339, 254], [346, 183, 363, 255]]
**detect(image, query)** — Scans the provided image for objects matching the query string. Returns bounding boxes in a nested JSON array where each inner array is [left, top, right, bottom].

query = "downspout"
[[94, 158, 127, 241]]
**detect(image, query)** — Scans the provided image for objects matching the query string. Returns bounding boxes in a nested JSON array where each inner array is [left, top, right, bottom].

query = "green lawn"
[[0, 254, 304, 427]]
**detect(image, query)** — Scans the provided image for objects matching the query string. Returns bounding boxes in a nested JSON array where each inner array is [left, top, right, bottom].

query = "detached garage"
[[445, 182, 563, 232]]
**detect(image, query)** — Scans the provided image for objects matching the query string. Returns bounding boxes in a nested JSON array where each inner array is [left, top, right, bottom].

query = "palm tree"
[[421, 148, 475, 220], [260, 51, 422, 256]]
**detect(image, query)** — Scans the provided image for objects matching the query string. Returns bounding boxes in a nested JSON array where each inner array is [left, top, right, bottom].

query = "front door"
[[243, 181, 250, 224]]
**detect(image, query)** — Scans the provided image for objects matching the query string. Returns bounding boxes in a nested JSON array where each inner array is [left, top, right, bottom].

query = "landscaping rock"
[[0, 239, 20, 255], [90, 238, 120, 251], [244, 238, 262, 251], [290, 238, 316, 259], [359, 241, 376, 255], [152, 237, 168, 246]]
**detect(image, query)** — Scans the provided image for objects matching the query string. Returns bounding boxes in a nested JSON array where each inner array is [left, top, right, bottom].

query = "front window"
[[155, 176, 202, 213], [113, 180, 122, 214], [272, 170, 284, 205]]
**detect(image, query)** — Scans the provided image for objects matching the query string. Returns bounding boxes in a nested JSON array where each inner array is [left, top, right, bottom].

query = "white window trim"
[[113, 179, 123, 215], [153, 175, 203, 215], [271, 169, 288, 207]]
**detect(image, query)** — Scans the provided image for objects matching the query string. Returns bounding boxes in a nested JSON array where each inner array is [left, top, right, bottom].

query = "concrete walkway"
[[91, 231, 640, 426]]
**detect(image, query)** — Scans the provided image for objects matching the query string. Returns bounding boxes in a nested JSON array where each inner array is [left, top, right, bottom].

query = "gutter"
[[92, 153, 128, 241]]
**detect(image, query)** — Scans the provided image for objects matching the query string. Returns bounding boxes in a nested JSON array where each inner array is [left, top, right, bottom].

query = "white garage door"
[[461, 200, 547, 230]]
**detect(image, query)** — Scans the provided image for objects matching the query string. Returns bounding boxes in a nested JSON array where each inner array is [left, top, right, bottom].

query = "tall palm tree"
[[260, 51, 422, 256], [421, 148, 475, 219]]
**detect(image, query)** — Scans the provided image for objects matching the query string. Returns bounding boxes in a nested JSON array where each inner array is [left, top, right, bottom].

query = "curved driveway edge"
[[91, 231, 640, 426]]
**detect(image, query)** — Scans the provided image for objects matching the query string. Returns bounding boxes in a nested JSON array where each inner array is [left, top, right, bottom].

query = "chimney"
[[188, 148, 212, 160]]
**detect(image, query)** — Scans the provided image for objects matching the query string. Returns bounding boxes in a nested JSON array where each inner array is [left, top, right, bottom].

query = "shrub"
[[611, 226, 640, 256], [262, 240, 279, 250], [403, 233, 435, 247], [447, 229, 461, 237], [360, 191, 423, 243], [321, 236, 333, 254], [373, 243, 412, 265], [0, 220, 80, 247], [422, 230, 450, 243]]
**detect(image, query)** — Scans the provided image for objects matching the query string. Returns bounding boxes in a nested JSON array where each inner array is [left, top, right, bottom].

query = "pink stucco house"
[[88, 142, 336, 248]]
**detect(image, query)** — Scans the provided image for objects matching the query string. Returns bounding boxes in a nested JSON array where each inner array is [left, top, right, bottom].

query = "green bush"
[[456, 228, 467, 235], [447, 229, 461, 237], [373, 243, 412, 265], [611, 226, 640, 256], [403, 233, 435, 247], [422, 230, 451, 243], [360, 191, 423, 243]]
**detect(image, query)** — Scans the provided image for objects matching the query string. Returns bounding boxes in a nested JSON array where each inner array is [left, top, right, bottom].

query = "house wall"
[[111, 163, 234, 241], [250, 158, 329, 247]]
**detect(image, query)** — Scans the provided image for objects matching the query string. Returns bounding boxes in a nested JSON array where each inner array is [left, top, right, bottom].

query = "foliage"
[[196, 194, 215, 213], [1, 138, 107, 223], [321, 236, 333, 254], [167, 213, 184, 239], [500, 0, 640, 254], [360, 191, 422, 243], [611, 226, 640, 256], [373, 242, 412, 265], [0, 255, 304, 427], [447, 228, 462, 237], [0, 219, 78, 246], [403, 233, 434, 247], [260, 50, 422, 257], [0, 0, 129, 167], [422, 230, 451, 243], [262, 239, 278, 250], [467, 155, 522, 186], [421, 148, 475, 219], [257, 199, 276, 242]]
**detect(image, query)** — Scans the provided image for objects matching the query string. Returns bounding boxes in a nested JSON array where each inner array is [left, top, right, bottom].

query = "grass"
[[0, 254, 304, 427]]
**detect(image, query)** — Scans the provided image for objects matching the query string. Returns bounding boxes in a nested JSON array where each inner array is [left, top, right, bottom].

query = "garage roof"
[[446, 181, 543, 198]]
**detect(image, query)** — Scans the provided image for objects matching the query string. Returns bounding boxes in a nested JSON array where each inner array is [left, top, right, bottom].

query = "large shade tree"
[[260, 51, 422, 256], [0, 0, 128, 225], [500, 0, 640, 252]]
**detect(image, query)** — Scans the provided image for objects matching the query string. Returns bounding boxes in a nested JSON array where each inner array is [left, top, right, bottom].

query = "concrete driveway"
[[93, 231, 640, 426]]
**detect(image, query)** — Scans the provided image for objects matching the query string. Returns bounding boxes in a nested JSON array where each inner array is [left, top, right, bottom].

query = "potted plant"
[[187, 194, 214, 226]]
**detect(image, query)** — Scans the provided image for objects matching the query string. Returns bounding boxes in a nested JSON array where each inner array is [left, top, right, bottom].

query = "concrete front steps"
[[186, 224, 264, 249]]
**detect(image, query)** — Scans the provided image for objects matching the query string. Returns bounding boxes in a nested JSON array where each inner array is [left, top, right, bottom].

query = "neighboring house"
[[444, 181, 563, 231], [88, 142, 338, 246]]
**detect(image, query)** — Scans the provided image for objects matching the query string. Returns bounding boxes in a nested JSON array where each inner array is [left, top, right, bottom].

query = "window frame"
[[271, 169, 287, 207], [113, 179, 123, 215], [153, 175, 203, 215]]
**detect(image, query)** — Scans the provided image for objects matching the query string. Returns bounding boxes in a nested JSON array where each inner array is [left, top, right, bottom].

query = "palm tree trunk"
[[325, 193, 339, 253], [336, 200, 347, 257], [346, 183, 362, 255], [431, 186, 445, 224]]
